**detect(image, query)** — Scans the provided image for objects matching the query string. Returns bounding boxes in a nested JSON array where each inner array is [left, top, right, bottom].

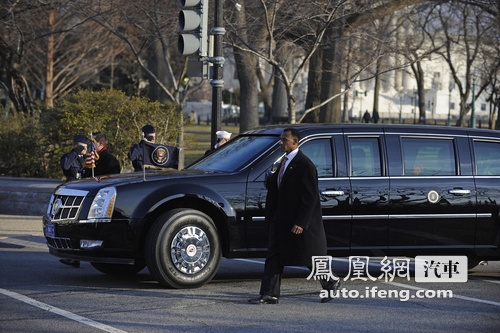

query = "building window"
[[481, 104, 486, 111]]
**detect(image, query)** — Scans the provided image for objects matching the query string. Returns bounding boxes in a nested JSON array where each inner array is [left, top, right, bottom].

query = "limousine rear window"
[[474, 141, 500, 176], [402, 138, 456, 176], [188, 135, 278, 172], [349, 138, 382, 177]]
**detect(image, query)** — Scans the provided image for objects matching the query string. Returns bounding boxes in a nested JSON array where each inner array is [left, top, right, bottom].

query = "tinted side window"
[[349, 138, 382, 177], [402, 138, 456, 176], [474, 141, 500, 176], [300, 139, 333, 177]]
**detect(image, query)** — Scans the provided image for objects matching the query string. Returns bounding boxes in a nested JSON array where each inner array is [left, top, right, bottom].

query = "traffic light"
[[178, 0, 209, 57]]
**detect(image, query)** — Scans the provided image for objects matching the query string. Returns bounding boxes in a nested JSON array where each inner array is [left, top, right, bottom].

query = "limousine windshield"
[[188, 135, 278, 172]]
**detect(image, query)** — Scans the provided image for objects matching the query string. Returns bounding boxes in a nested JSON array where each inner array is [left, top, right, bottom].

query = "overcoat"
[[128, 141, 145, 172], [265, 150, 327, 266], [84, 148, 121, 177], [60, 150, 84, 182]]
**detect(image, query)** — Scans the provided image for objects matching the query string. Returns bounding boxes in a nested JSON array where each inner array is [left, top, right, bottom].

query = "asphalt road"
[[1, 215, 499, 333]]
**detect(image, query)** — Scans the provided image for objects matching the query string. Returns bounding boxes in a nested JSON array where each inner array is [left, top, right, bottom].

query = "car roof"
[[242, 123, 500, 138]]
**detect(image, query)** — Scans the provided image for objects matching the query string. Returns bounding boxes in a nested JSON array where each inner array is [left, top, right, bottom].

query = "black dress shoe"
[[321, 279, 341, 303], [59, 259, 80, 268], [249, 294, 279, 304]]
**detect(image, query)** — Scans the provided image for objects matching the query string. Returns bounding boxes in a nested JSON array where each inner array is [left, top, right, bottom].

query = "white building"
[[347, 55, 490, 124]]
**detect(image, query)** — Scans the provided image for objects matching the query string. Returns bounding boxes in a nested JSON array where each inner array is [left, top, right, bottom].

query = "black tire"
[[91, 261, 146, 275], [145, 209, 222, 288]]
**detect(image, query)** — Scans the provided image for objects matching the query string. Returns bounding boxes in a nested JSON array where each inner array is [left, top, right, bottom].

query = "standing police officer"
[[59, 134, 88, 268], [60, 135, 88, 182], [128, 125, 156, 172]]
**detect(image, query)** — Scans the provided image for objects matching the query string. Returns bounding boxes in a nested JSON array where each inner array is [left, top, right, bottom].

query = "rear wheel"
[[145, 209, 221, 288], [91, 262, 146, 275]]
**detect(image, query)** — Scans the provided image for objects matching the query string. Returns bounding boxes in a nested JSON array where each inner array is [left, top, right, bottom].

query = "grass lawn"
[[183, 124, 240, 166]]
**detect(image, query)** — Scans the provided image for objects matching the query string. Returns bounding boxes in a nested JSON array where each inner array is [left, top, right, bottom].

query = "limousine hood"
[[54, 169, 218, 193]]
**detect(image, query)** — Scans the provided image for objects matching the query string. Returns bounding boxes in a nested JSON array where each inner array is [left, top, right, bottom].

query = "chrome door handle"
[[448, 189, 471, 195], [321, 190, 345, 197]]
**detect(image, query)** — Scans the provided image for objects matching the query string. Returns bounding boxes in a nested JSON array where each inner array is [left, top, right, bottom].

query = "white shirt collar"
[[285, 148, 299, 161]]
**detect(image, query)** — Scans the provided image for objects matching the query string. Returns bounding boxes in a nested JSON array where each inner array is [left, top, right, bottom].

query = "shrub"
[[0, 89, 180, 178]]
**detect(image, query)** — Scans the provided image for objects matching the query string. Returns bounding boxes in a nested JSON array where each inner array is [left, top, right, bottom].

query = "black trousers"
[[259, 224, 337, 298]]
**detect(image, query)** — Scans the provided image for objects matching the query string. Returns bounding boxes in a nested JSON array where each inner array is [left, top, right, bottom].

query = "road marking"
[[481, 279, 500, 285], [0, 288, 128, 333], [386, 282, 500, 307], [236, 259, 500, 307]]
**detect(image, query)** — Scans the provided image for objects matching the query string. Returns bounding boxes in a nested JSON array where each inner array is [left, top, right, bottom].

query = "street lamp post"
[[447, 83, 453, 126], [470, 77, 476, 128], [414, 90, 417, 124], [210, 0, 225, 148], [229, 87, 233, 119]]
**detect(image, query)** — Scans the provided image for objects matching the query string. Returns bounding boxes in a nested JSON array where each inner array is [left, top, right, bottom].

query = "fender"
[[116, 178, 239, 222]]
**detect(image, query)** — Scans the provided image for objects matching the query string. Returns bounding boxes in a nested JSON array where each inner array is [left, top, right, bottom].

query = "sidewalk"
[[0, 177, 61, 216]]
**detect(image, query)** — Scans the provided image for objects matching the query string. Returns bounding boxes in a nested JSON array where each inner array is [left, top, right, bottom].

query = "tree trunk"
[[232, 3, 260, 132], [302, 49, 322, 123], [271, 68, 288, 123], [411, 61, 426, 124], [149, 41, 171, 104], [342, 38, 353, 123], [373, 59, 381, 122], [495, 100, 500, 130], [234, 47, 260, 132], [45, 9, 55, 109], [319, 24, 343, 124], [257, 63, 273, 124]]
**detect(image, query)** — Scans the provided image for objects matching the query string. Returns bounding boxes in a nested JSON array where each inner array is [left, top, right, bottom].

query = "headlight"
[[88, 187, 116, 222]]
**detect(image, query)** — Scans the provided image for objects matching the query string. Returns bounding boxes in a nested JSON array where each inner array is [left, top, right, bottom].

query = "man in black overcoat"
[[84, 132, 121, 177], [250, 128, 340, 304]]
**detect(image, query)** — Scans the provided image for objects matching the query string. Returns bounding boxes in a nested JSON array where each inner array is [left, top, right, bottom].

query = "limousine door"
[[299, 135, 351, 253], [385, 133, 476, 254], [471, 136, 500, 259], [244, 134, 352, 255], [344, 128, 389, 254]]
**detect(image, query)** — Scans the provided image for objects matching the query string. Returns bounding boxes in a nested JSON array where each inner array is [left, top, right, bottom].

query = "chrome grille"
[[48, 189, 87, 221], [46, 237, 74, 249]]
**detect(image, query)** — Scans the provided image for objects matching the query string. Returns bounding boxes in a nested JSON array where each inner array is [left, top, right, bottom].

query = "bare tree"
[[77, 0, 213, 168], [1, 0, 125, 114], [225, 0, 432, 129], [227, 0, 352, 125], [419, 0, 500, 127]]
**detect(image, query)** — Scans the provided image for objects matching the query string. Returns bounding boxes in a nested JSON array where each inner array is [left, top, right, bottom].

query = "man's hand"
[[413, 163, 423, 175], [75, 145, 86, 154], [291, 225, 303, 234]]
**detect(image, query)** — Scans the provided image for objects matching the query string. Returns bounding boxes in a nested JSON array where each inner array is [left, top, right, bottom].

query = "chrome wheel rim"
[[170, 226, 210, 274]]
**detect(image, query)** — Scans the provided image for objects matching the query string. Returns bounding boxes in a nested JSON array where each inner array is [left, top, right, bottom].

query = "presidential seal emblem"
[[151, 145, 169, 166], [427, 190, 439, 204]]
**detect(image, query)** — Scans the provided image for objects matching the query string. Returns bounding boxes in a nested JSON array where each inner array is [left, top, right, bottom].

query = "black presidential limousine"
[[43, 124, 500, 288]]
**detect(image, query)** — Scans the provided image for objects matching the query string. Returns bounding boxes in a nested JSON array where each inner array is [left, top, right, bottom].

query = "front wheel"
[[145, 209, 222, 288]]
